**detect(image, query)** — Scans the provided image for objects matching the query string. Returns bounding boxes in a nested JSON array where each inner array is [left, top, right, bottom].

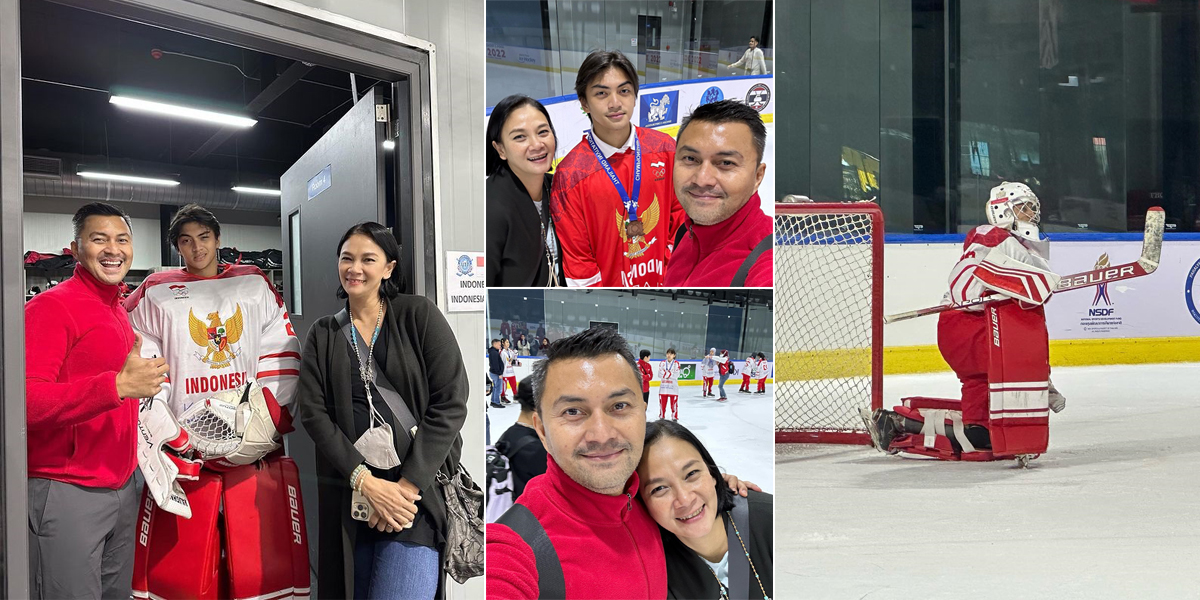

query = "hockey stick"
[[884, 207, 1165, 324]]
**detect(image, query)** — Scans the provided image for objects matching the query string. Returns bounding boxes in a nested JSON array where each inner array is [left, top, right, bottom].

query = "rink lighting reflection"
[[382, 140, 396, 150], [78, 171, 179, 186], [232, 186, 283, 196], [110, 95, 257, 128]]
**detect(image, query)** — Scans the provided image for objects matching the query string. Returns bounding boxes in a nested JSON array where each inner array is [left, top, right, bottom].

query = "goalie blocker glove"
[[178, 379, 283, 469], [136, 396, 200, 518]]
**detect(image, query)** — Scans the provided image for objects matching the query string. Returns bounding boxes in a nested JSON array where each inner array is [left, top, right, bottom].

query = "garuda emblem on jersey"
[[616, 196, 660, 259], [189, 305, 244, 369]]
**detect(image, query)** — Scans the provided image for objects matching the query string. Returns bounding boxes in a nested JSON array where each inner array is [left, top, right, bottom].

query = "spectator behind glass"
[[493, 378, 548, 499]]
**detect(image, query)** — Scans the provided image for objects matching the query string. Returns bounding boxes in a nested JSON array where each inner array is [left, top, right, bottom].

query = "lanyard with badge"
[[349, 300, 402, 470], [586, 129, 644, 239]]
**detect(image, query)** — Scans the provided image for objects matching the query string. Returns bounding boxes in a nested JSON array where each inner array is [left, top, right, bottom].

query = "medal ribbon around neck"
[[586, 129, 642, 225]]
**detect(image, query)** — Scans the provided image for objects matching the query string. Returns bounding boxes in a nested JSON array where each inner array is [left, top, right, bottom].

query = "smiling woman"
[[639, 420, 773, 600]]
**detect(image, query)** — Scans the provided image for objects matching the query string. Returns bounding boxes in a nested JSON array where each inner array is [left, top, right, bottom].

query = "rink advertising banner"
[[445, 251, 486, 313], [1045, 239, 1200, 339], [484, 75, 775, 165], [504, 358, 773, 386]]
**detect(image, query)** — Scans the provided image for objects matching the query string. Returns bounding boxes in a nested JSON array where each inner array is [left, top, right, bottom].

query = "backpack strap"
[[504, 434, 540, 460], [673, 223, 689, 249], [497, 504, 565, 599], [730, 233, 772, 287]]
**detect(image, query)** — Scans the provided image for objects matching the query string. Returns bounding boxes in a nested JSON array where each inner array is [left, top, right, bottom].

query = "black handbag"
[[436, 465, 485, 583]]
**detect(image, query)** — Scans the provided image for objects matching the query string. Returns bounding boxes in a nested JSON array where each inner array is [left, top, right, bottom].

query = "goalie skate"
[[859, 408, 899, 455]]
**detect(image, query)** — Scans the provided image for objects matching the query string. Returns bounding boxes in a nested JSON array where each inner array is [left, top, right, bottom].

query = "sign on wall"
[[1045, 239, 1200, 339], [446, 251, 486, 313]]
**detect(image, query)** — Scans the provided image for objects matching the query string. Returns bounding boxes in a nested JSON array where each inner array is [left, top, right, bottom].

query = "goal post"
[[774, 202, 883, 444]]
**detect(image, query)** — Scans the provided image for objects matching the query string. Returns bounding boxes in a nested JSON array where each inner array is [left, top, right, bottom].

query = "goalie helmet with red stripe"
[[987, 182, 1041, 241]]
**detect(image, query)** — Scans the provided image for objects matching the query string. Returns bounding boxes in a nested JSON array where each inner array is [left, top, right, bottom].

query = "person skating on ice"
[[659, 348, 681, 421]]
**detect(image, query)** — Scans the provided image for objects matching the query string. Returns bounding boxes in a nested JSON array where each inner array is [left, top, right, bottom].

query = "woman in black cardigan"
[[638, 420, 774, 600], [486, 94, 565, 287], [296, 222, 469, 599]]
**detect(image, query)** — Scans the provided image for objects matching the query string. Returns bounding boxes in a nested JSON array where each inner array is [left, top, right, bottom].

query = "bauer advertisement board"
[[1045, 237, 1200, 339]]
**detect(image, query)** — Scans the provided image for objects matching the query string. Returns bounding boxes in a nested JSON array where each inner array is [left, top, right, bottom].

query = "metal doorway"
[[0, 0, 438, 595]]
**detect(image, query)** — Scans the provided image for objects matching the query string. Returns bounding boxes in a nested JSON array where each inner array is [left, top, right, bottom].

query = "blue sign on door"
[[307, 164, 332, 200]]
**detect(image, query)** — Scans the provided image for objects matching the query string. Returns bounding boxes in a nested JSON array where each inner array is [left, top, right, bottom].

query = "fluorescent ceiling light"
[[382, 140, 396, 150], [78, 171, 180, 186], [110, 95, 256, 128], [232, 186, 282, 196]]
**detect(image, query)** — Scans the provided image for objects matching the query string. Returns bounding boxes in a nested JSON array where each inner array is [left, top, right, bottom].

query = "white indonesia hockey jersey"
[[740, 358, 755, 377], [126, 265, 301, 419], [501, 348, 518, 377], [944, 225, 1052, 310], [753, 358, 770, 379], [701, 355, 716, 378], [658, 359, 681, 394]]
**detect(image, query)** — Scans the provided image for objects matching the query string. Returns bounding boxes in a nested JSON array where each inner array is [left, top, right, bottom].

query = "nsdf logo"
[[640, 90, 679, 129], [1186, 256, 1200, 325]]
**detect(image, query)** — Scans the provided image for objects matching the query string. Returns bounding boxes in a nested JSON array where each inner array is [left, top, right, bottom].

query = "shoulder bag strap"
[[725, 495, 752, 599], [497, 504, 565, 599], [730, 233, 772, 287]]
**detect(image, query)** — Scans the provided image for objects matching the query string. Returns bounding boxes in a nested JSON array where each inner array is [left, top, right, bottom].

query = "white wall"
[[287, 2, 485, 598]]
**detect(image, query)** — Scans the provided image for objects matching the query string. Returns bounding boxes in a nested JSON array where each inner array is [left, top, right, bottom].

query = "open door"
[[279, 85, 393, 568]]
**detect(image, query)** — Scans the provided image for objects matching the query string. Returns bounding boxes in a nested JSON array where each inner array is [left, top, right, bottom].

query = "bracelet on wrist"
[[350, 464, 368, 492]]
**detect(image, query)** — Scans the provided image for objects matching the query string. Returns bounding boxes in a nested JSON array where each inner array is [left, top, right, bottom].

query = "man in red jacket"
[[663, 99, 773, 287], [487, 327, 664, 599], [551, 50, 687, 287], [25, 202, 169, 600]]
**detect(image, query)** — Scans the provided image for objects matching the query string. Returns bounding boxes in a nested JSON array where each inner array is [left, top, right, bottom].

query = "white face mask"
[[354, 420, 401, 470]]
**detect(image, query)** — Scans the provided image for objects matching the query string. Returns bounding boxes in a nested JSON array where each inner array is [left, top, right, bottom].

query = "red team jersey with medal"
[[124, 264, 301, 419], [551, 127, 686, 287]]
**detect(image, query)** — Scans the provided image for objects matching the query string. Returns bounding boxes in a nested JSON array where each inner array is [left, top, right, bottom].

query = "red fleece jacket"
[[26, 264, 138, 488], [486, 455, 667, 599], [663, 192, 773, 287]]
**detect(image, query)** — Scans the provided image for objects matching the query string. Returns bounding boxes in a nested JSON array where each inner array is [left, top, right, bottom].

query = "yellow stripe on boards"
[[773, 337, 1200, 380]]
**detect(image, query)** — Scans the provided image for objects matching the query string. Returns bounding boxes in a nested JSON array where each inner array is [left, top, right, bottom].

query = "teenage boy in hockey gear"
[[501, 337, 520, 402], [753, 352, 769, 393], [125, 204, 308, 599], [664, 100, 773, 287], [26, 203, 169, 600], [638, 349, 654, 404], [551, 50, 687, 287], [739, 353, 756, 393], [700, 348, 717, 397], [658, 348, 681, 420], [864, 182, 1065, 461]]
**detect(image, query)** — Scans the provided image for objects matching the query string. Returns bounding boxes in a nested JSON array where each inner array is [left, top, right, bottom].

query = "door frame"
[[0, 0, 441, 595]]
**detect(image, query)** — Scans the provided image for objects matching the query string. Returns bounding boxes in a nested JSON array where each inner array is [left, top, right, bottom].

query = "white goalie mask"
[[986, 182, 1042, 241]]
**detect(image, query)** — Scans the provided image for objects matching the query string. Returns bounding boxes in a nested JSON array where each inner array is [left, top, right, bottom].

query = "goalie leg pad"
[[986, 303, 1050, 458], [221, 456, 311, 600], [133, 472, 223, 600]]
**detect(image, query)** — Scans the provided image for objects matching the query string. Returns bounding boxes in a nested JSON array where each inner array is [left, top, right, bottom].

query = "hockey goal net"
[[774, 202, 883, 444]]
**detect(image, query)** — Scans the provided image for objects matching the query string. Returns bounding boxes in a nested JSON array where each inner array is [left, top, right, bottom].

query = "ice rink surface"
[[777, 363, 1200, 600], [488, 383, 775, 495]]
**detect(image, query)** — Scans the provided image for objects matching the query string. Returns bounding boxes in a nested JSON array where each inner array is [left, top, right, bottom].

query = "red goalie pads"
[[986, 303, 1050, 457], [132, 456, 311, 600]]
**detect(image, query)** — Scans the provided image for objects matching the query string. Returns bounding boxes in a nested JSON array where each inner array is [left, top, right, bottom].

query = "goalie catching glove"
[[137, 396, 200, 518], [178, 380, 283, 469], [974, 253, 1061, 306]]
